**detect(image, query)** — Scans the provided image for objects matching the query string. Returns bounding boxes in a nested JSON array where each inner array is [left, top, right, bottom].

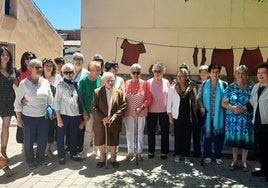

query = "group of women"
[[1, 46, 268, 182]]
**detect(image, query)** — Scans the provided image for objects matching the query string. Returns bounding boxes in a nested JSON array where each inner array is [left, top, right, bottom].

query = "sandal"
[[112, 161, 119, 168], [229, 161, 237, 171], [242, 162, 249, 172]]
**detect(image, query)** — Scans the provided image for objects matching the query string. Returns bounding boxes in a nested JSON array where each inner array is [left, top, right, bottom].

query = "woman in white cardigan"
[[167, 68, 197, 164]]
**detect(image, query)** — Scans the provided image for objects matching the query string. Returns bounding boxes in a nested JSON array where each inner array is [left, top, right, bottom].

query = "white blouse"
[[14, 77, 53, 117], [54, 81, 81, 116]]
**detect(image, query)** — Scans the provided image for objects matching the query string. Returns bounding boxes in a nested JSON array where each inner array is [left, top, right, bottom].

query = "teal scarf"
[[202, 79, 225, 137]]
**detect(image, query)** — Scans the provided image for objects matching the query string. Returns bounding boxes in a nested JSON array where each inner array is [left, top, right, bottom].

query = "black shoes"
[[148, 153, 154, 159], [251, 170, 266, 177], [160, 154, 167, 160], [112, 161, 119, 168], [59, 158, 66, 165], [70, 155, 81, 162], [96, 161, 105, 168]]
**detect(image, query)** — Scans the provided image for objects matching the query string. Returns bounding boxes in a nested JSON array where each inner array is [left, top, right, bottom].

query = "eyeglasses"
[[63, 71, 74, 75], [153, 70, 162, 73], [106, 80, 115, 83], [34, 66, 43, 70], [132, 71, 141, 75], [74, 58, 83, 61]]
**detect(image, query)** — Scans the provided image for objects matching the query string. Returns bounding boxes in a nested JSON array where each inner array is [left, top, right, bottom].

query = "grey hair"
[[29, 59, 42, 68], [199, 65, 209, 73], [61, 63, 75, 72], [152, 62, 166, 74], [130, 63, 141, 72], [72, 52, 85, 61], [235, 65, 248, 73]]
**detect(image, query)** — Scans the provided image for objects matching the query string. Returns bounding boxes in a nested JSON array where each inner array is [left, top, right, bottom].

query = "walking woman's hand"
[[57, 118, 64, 127], [17, 118, 24, 128], [168, 113, 174, 125]]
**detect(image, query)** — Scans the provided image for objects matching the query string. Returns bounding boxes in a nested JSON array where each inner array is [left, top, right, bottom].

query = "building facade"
[[81, 0, 268, 79], [0, 0, 62, 67]]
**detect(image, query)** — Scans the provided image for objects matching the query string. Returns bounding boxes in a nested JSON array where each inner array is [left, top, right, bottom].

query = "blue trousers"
[[22, 115, 49, 165], [57, 115, 80, 158], [203, 123, 225, 159]]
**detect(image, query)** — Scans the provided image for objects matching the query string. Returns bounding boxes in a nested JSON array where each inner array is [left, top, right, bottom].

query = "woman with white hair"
[[14, 59, 53, 168], [72, 52, 88, 84], [92, 72, 126, 168], [124, 63, 152, 161], [54, 63, 83, 165]]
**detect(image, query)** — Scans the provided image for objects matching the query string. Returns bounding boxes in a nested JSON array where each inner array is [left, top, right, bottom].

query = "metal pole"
[[135, 118, 138, 166]]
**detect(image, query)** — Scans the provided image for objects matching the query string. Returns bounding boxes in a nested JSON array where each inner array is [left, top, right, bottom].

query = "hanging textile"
[[239, 47, 263, 76], [120, 39, 146, 66], [211, 49, 234, 83]]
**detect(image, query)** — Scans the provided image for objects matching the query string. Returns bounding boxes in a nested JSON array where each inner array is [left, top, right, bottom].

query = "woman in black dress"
[[0, 46, 19, 160]]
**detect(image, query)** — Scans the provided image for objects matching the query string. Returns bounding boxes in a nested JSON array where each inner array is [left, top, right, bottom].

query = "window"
[[4, 0, 19, 19]]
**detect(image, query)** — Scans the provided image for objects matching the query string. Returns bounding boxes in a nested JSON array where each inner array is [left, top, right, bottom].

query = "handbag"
[[45, 105, 55, 120]]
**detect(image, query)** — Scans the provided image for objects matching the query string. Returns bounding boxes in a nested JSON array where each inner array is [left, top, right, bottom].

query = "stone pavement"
[[0, 120, 268, 187]]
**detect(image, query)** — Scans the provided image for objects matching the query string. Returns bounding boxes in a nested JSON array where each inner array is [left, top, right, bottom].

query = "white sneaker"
[[204, 157, 212, 164], [174, 155, 180, 163], [216, 158, 223, 165], [184, 157, 190, 164]]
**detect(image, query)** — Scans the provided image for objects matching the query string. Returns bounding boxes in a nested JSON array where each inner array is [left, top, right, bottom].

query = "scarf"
[[202, 79, 225, 137], [64, 78, 83, 114]]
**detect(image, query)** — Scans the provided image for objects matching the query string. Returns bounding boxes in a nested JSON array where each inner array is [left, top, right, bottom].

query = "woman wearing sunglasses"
[[14, 59, 53, 168], [54, 63, 83, 165], [146, 62, 170, 160], [124, 63, 152, 161]]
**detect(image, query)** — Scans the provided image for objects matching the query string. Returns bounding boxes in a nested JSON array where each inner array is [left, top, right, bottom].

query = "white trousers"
[[82, 113, 96, 154], [124, 116, 145, 154]]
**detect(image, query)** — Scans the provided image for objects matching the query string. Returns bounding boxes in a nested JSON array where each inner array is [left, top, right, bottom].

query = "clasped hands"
[[232, 106, 246, 115]]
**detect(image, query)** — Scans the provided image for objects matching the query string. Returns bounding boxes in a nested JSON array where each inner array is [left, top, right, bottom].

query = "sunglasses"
[[153, 70, 162, 73], [34, 66, 43, 70], [63, 71, 74, 75], [132, 71, 141, 75]]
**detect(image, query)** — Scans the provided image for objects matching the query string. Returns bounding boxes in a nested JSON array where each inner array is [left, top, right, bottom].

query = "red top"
[[120, 39, 146, 66], [124, 79, 152, 117], [19, 69, 31, 83]]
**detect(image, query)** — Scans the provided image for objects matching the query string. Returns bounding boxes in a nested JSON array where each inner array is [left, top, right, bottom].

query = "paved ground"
[[0, 120, 268, 187]]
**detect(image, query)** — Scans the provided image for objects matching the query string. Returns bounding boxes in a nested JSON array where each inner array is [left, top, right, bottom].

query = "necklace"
[[67, 84, 75, 97], [130, 80, 140, 94]]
